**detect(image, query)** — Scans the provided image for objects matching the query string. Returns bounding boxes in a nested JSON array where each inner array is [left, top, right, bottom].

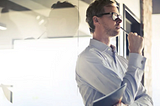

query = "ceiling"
[[0, 0, 159, 14]]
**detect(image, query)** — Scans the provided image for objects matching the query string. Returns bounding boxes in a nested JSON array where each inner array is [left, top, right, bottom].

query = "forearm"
[[121, 53, 146, 104]]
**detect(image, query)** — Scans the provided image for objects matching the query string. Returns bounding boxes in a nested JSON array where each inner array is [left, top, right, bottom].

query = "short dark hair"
[[51, 1, 75, 9], [47, 1, 79, 37], [86, 0, 116, 33]]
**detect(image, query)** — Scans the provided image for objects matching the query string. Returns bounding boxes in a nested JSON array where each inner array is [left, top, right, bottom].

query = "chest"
[[101, 53, 128, 79]]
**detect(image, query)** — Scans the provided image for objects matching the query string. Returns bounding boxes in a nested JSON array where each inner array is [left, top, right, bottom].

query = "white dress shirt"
[[76, 39, 153, 106]]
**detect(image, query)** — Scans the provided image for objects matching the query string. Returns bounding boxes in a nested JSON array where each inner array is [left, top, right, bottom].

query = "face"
[[98, 5, 122, 37]]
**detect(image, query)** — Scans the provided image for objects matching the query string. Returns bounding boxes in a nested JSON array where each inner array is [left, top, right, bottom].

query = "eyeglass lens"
[[112, 13, 121, 21]]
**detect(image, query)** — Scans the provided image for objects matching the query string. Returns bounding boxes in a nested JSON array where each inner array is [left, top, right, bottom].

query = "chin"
[[112, 31, 120, 37]]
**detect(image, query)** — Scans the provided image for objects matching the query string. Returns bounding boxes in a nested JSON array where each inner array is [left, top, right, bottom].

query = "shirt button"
[[141, 60, 144, 64]]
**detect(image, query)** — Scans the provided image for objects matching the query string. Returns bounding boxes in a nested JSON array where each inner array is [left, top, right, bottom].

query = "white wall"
[[0, 37, 91, 106], [152, 14, 160, 106], [117, 0, 140, 19]]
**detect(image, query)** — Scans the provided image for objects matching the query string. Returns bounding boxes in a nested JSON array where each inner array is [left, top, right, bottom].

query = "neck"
[[93, 33, 110, 46]]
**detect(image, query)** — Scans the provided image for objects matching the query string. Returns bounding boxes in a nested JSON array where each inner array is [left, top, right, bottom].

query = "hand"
[[128, 32, 144, 54]]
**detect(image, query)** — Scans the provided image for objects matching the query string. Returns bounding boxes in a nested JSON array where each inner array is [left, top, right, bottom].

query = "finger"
[[128, 32, 133, 39], [134, 32, 138, 36], [129, 32, 133, 36]]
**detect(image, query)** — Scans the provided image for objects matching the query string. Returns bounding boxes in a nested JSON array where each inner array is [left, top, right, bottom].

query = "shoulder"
[[78, 46, 104, 62]]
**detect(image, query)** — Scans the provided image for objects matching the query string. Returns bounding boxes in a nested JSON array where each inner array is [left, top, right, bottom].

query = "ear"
[[93, 16, 99, 24]]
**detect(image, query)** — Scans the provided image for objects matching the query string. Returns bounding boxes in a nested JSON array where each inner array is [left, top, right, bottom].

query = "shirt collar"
[[89, 39, 117, 54]]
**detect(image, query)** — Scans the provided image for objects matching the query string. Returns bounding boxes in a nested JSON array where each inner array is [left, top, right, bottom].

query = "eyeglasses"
[[96, 12, 122, 21]]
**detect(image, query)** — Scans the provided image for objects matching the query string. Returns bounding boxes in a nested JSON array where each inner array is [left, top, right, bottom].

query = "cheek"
[[99, 18, 115, 30], [103, 21, 114, 29]]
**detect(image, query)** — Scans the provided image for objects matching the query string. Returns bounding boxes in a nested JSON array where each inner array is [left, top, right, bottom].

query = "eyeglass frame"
[[96, 12, 122, 21]]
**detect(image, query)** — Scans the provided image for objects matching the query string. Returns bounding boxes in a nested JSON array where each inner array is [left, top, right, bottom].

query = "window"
[[123, 4, 141, 59], [123, 4, 144, 85]]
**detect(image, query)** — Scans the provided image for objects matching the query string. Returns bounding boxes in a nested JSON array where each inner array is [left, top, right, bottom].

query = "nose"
[[115, 18, 122, 24]]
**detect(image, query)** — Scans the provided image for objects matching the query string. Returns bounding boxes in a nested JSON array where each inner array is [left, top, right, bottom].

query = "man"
[[75, 0, 153, 106]]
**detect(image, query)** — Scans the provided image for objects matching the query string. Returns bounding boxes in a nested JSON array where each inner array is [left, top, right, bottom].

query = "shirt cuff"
[[128, 53, 146, 70]]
